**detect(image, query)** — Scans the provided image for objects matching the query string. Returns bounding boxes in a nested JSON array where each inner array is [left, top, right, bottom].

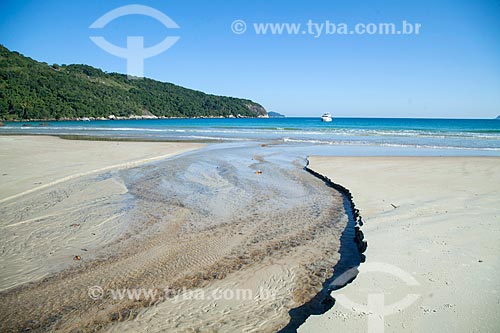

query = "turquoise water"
[[2, 117, 500, 152]]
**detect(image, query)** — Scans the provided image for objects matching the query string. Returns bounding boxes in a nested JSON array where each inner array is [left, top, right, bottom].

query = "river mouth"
[[0, 142, 353, 332]]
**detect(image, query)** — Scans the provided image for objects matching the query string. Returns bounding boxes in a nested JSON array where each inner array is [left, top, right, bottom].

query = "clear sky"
[[1, 0, 499, 118]]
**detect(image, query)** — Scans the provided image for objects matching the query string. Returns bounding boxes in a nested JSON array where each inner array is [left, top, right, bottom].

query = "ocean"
[[2, 117, 500, 155]]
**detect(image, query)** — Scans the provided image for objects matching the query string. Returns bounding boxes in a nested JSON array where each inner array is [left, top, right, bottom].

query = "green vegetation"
[[0, 45, 267, 120]]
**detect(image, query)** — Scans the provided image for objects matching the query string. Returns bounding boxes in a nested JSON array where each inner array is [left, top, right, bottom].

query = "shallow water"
[[0, 142, 350, 332]]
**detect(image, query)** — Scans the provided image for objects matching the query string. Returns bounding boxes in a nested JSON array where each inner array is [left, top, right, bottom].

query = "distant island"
[[0, 45, 267, 121], [268, 111, 285, 118]]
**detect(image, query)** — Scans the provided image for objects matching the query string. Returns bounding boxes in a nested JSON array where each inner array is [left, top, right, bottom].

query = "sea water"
[[2, 117, 500, 154]]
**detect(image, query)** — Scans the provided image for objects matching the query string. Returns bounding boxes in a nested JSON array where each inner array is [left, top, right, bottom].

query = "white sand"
[[0, 136, 204, 291], [0, 136, 204, 203], [300, 156, 500, 332]]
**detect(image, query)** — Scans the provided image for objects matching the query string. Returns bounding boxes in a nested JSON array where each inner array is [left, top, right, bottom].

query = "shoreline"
[[0, 115, 269, 122], [0, 133, 221, 143], [300, 156, 500, 332]]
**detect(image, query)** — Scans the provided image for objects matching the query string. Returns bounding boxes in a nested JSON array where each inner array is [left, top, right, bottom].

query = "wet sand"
[[0, 137, 350, 332], [0, 136, 204, 292], [301, 156, 500, 333]]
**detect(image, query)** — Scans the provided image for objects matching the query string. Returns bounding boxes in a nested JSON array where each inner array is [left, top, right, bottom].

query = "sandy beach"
[[0, 136, 205, 291], [0, 136, 350, 332], [0, 136, 205, 203], [2, 136, 499, 332], [301, 156, 500, 332]]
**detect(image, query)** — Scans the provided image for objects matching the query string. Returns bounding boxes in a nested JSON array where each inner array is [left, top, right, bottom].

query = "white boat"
[[321, 113, 332, 122]]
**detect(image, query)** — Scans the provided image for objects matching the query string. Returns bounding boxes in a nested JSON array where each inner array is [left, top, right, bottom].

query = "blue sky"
[[1, 0, 499, 118]]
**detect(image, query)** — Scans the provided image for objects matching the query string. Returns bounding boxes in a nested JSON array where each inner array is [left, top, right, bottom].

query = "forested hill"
[[0, 45, 267, 120]]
